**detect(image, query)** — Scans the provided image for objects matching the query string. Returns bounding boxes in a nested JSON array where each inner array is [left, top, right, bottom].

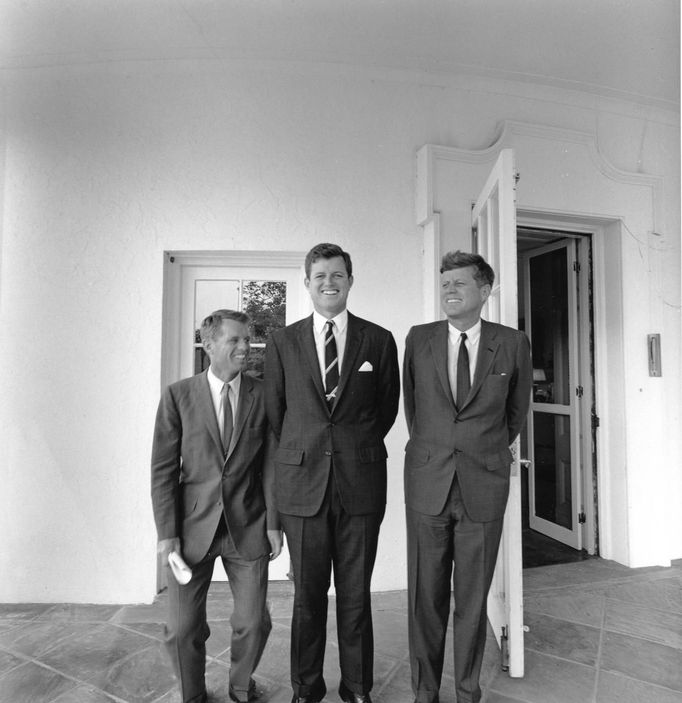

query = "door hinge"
[[500, 626, 509, 671], [573, 261, 581, 273], [514, 171, 521, 185], [578, 512, 587, 524], [576, 386, 584, 398], [592, 414, 600, 429]]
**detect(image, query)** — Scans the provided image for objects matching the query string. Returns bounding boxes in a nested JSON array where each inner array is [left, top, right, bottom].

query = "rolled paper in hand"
[[168, 551, 192, 585]]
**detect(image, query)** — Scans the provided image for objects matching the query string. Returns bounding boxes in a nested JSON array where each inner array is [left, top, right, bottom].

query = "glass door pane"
[[530, 248, 569, 405], [532, 412, 572, 530], [524, 239, 582, 549]]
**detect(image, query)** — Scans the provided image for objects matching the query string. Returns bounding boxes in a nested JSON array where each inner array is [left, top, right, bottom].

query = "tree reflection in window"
[[243, 280, 286, 378]]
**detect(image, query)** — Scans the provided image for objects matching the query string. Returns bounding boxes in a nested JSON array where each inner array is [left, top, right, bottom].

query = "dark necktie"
[[324, 320, 339, 409], [456, 332, 470, 410], [221, 383, 233, 454]]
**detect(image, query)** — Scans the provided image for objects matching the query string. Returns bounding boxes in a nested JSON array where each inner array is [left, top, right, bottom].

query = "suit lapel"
[[297, 316, 327, 404], [193, 371, 223, 455], [429, 321, 455, 411], [226, 373, 254, 461], [332, 312, 362, 411]]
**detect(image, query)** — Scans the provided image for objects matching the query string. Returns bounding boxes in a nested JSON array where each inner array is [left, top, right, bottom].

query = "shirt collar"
[[448, 318, 482, 346], [207, 366, 242, 395], [313, 309, 348, 335]]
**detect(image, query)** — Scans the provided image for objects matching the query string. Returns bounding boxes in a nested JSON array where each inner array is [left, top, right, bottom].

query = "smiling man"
[[264, 243, 400, 703], [151, 309, 282, 703], [403, 251, 531, 703]]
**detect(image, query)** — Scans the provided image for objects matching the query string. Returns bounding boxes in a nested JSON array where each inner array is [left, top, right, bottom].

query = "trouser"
[[280, 475, 383, 700], [165, 518, 271, 703], [407, 476, 504, 703]]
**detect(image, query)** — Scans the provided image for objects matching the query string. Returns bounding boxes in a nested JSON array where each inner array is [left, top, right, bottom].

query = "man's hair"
[[440, 250, 495, 287], [304, 242, 353, 279], [200, 309, 250, 345]]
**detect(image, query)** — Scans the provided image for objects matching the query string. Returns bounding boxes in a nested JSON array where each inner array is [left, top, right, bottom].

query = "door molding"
[[517, 214, 611, 559]]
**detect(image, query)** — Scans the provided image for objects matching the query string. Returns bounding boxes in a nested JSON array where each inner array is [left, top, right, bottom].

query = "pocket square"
[[358, 361, 373, 372]]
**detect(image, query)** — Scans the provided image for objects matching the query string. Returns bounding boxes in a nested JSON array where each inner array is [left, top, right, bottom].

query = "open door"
[[471, 149, 524, 677], [522, 239, 583, 550]]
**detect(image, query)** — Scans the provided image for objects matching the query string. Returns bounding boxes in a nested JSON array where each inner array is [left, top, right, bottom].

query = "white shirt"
[[207, 367, 241, 436], [312, 309, 348, 383], [447, 318, 482, 398]]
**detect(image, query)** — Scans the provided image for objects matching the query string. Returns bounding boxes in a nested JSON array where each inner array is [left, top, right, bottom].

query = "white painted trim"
[[421, 215, 440, 323], [165, 250, 306, 268]]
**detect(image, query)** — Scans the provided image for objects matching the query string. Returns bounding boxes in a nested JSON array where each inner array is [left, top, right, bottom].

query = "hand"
[[267, 529, 283, 560], [157, 537, 181, 566]]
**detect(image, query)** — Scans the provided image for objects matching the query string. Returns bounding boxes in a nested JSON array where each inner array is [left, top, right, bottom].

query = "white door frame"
[[517, 214, 603, 557]]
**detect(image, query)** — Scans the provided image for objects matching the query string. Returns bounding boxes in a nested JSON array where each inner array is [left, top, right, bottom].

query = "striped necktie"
[[324, 320, 339, 410]]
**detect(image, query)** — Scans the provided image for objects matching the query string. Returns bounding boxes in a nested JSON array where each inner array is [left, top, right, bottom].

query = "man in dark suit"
[[264, 243, 400, 703], [403, 251, 531, 703], [151, 309, 282, 703]]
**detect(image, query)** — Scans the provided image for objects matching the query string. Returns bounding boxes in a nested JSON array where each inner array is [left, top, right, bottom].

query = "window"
[[193, 279, 287, 378]]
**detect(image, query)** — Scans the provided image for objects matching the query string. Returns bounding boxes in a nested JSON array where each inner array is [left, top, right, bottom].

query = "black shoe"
[[229, 679, 259, 703], [339, 681, 372, 703]]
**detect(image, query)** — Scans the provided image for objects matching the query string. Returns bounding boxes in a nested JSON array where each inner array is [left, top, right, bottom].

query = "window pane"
[[242, 280, 287, 377], [533, 412, 573, 530], [194, 279, 240, 332], [530, 249, 569, 404], [192, 279, 241, 375]]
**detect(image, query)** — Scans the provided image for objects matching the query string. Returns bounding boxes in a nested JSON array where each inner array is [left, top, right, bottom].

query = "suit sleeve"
[[377, 330, 400, 438], [264, 332, 286, 441], [150, 386, 182, 541], [262, 425, 280, 530], [402, 327, 416, 435], [506, 331, 532, 444]]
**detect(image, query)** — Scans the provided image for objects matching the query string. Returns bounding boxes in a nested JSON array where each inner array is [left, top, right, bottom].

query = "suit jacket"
[[264, 312, 400, 517], [403, 319, 531, 522], [151, 371, 278, 566]]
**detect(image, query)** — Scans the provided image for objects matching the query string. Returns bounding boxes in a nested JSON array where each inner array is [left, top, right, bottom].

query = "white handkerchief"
[[358, 361, 373, 372]]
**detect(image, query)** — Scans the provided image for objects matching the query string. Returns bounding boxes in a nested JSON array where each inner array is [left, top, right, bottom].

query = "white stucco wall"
[[0, 60, 679, 602]]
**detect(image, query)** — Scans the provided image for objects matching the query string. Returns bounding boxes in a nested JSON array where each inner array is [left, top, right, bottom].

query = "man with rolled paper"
[[151, 309, 282, 703]]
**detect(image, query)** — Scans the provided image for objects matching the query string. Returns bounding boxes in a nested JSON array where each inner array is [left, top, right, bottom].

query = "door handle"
[[519, 459, 532, 468]]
